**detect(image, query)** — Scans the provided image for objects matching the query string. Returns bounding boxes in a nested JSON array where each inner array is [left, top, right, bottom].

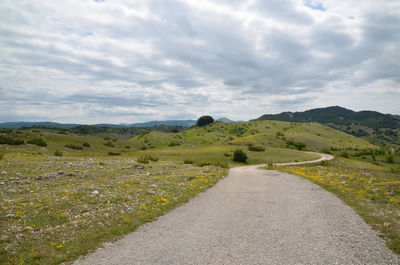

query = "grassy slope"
[[0, 138, 227, 264], [276, 156, 400, 255], [129, 120, 376, 167], [0, 121, 380, 264], [131, 120, 375, 150]]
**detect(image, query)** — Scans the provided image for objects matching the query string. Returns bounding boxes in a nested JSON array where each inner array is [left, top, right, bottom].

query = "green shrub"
[[168, 141, 181, 146], [108, 151, 121, 156], [184, 159, 194, 164], [104, 141, 115, 148], [267, 161, 274, 169], [82, 142, 91, 147], [54, 150, 63, 156], [0, 135, 25, 145], [0, 154, 4, 160], [65, 144, 83, 150], [148, 154, 158, 161], [387, 155, 394, 164], [286, 141, 306, 150], [196, 115, 214, 127], [233, 149, 247, 163], [248, 146, 265, 152], [137, 154, 159, 164], [224, 152, 231, 157], [27, 137, 47, 147], [125, 145, 130, 149], [341, 151, 349, 158], [215, 161, 228, 168], [137, 155, 149, 164]]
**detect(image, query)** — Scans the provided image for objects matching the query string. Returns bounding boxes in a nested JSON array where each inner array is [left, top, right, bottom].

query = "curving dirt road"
[[274, 151, 335, 167], [74, 153, 399, 265]]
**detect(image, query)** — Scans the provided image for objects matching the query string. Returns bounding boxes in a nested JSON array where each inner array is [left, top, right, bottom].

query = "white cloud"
[[0, 0, 399, 123]]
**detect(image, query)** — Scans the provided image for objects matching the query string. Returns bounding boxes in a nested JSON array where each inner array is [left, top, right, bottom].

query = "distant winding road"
[[74, 153, 399, 265]]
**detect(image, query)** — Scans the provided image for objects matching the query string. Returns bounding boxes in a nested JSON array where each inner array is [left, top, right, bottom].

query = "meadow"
[[0, 155, 226, 264], [0, 120, 387, 264]]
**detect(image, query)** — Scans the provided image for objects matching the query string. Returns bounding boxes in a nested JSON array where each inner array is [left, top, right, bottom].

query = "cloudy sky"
[[0, 0, 399, 124]]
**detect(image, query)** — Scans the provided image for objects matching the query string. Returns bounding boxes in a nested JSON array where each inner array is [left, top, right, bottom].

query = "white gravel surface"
[[73, 154, 399, 265]]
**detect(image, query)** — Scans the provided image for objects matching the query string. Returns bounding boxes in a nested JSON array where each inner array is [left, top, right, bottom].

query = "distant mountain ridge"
[[0, 122, 80, 129], [253, 106, 400, 129], [0, 117, 236, 129]]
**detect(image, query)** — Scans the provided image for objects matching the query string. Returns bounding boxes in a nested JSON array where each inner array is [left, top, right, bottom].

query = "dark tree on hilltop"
[[196, 115, 214, 127]]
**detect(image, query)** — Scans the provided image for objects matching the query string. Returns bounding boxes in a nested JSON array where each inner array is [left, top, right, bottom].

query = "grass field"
[[275, 156, 400, 255], [0, 120, 385, 264], [135, 145, 320, 167], [0, 155, 227, 265], [130, 120, 376, 151]]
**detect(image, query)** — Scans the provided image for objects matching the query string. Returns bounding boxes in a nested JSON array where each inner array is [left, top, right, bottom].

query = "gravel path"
[[74, 155, 399, 265], [274, 152, 334, 166]]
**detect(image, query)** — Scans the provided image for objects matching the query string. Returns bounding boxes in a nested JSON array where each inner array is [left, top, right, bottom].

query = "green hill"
[[131, 120, 376, 150], [252, 106, 400, 147]]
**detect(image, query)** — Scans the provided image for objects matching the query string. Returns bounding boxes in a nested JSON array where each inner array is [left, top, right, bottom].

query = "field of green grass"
[[275, 155, 400, 255], [0, 120, 386, 264], [131, 120, 376, 151], [135, 145, 319, 167], [0, 155, 227, 264]]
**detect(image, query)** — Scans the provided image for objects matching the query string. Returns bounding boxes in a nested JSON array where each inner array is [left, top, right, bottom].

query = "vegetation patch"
[[248, 146, 265, 152], [0, 135, 25, 145], [65, 144, 83, 150], [233, 149, 247, 163], [137, 154, 159, 164], [0, 156, 227, 265], [27, 137, 48, 147], [108, 151, 121, 156]]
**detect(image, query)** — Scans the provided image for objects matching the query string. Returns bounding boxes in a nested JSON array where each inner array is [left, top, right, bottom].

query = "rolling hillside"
[[252, 106, 400, 147], [130, 120, 376, 151]]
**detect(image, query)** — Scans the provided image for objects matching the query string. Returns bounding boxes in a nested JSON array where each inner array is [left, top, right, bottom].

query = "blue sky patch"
[[304, 0, 326, 11]]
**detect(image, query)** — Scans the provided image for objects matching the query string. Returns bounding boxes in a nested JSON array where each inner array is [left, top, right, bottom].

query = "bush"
[[125, 145, 130, 149], [168, 141, 181, 146], [0, 135, 25, 145], [233, 149, 247, 163], [54, 150, 63, 156], [214, 161, 228, 168], [108, 151, 121, 156], [224, 152, 231, 157], [341, 151, 349, 158], [387, 155, 394, 164], [286, 141, 306, 150], [27, 137, 47, 147], [65, 144, 83, 150], [248, 146, 265, 152], [196, 115, 214, 127], [148, 154, 158, 161], [0, 154, 4, 160], [104, 141, 115, 148], [137, 154, 159, 164], [82, 142, 91, 147], [184, 159, 194, 164], [140, 145, 148, 150]]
